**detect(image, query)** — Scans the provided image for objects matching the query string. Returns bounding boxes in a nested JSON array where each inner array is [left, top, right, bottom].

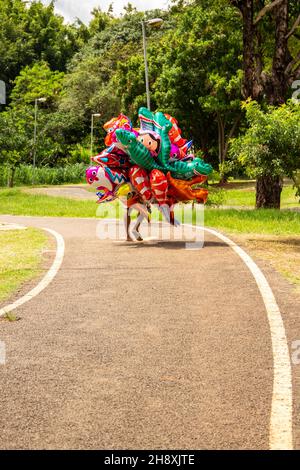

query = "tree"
[[0, 0, 82, 98], [115, 0, 243, 171], [230, 99, 300, 208], [88, 7, 114, 36], [59, 51, 121, 148], [58, 8, 165, 147], [0, 61, 83, 176], [228, 0, 300, 207], [229, 0, 300, 104], [10, 62, 64, 108], [0, 107, 34, 186]]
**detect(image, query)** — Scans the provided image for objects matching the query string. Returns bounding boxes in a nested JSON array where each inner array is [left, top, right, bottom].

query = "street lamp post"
[[33, 97, 46, 184], [91, 113, 101, 157], [141, 18, 164, 111]]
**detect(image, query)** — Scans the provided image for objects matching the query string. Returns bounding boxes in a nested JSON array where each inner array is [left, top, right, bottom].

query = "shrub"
[[0, 164, 86, 186]]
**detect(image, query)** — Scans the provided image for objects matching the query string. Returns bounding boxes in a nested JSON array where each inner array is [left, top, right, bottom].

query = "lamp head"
[[145, 18, 164, 27]]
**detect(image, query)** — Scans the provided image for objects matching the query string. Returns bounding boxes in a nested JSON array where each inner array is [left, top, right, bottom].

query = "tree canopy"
[[0, 0, 299, 204]]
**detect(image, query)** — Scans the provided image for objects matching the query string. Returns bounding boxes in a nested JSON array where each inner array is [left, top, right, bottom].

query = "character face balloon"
[[86, 166, 113, 191], [169, 143, 180, 161], [86, 167, 99, 185], [137, 131, 161, 156], [104, 114, 132, 147]]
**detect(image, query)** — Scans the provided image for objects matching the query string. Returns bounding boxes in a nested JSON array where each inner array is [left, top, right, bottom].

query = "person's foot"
[[132, 230, 143, 241]]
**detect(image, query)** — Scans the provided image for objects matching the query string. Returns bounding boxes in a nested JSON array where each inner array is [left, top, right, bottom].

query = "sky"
[[39, 1, 170, 24]]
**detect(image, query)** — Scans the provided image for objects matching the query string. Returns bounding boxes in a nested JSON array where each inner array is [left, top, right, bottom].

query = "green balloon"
[[115, 107, 213, 179]]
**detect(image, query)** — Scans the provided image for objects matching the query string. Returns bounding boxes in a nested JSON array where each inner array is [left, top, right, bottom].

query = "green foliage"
[[206, 186, 225, 206], [11, 62, 64, 107], [0, 0, 81, 93], [0, 0, 299, 189], [88, 7, 114, 36], [59, 7, 167, 133], [0, 110, 93, 184], [114, 0, 243, 164], [0, 164, 86, 187], [292, 170, 300, 200], [68, 145, 91, 165], [0, 106, 34, 169], [60, 54, 121, 126], [0, 61, 90, 174], [230, 100, 300, 178]]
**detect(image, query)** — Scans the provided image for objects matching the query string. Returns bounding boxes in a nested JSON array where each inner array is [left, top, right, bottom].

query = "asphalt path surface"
[[0, 215, 299, 450]]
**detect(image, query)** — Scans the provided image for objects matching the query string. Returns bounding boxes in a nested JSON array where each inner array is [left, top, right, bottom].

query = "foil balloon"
[[104, 114, 132, 147], [150, 169, 168, 206], [167, 172, 208, 203], [137, 130, 161, 157], [86, 107, 213, 239], [129, 165, 152, 201], [169, 143, 180, 162], [92, 144, 131, 168], [86, 166, 128, 204]]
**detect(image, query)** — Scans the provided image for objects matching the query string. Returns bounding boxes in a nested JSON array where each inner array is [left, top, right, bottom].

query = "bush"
[[206, 186, 225, 206], [230, 99, 300, 179], [0, 164, 86, 186]]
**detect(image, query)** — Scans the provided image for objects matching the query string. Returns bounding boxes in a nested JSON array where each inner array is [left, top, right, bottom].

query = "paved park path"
[[0, 215, 299, 450]]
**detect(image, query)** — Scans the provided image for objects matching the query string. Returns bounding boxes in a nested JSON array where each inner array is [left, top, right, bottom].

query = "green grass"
[[0, 188, 98, 218], [0, 227, 48, 303], [205, 208, 300, 235], [1, 187, 300, 236], [223, 184, 299, 208]]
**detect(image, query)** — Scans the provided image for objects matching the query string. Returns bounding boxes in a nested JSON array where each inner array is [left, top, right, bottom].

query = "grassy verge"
[[223, 184, 299, 208], [1, 188, 300, 235], [0, 227, 48, 303], [205, 208, 300, 235], [0, 188, 97, 218]]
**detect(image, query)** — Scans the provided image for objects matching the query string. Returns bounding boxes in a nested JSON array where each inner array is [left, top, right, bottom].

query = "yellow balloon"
[[116, 183, 132, 197]]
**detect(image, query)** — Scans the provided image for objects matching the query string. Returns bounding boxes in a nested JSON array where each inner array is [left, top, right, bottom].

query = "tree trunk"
[[269, 0, 290, 104], [240, 0, 264, 99], [217, 114, 225, 165], [7, 167, 15, 188], [217, 115, 228, 185], [230, 0, 297, 209], [256, 175, 283, 209], [217, 114, 241, 185]]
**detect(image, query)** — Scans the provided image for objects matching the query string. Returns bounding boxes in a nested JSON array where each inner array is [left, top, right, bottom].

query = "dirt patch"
[[234, 234, 300, 292]]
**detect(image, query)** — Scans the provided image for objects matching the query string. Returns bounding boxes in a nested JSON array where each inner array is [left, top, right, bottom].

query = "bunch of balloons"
[[86, 107, 213, 224]]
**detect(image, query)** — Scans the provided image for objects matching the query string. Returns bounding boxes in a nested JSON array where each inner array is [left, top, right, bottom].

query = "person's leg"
[[132, 212, 144, 242], [124, 207, 133, 241]]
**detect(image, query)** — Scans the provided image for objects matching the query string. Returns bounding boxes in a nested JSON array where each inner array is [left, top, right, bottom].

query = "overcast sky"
[[40, 1, 170, 24]]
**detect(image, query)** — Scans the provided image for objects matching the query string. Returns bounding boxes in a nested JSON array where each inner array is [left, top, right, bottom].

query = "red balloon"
[[150, 169, 168, 206], [129, 165, 152, 201]]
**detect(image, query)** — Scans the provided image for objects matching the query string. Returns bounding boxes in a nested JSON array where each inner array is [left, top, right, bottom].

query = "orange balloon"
[[167, 172, 208, 203]]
